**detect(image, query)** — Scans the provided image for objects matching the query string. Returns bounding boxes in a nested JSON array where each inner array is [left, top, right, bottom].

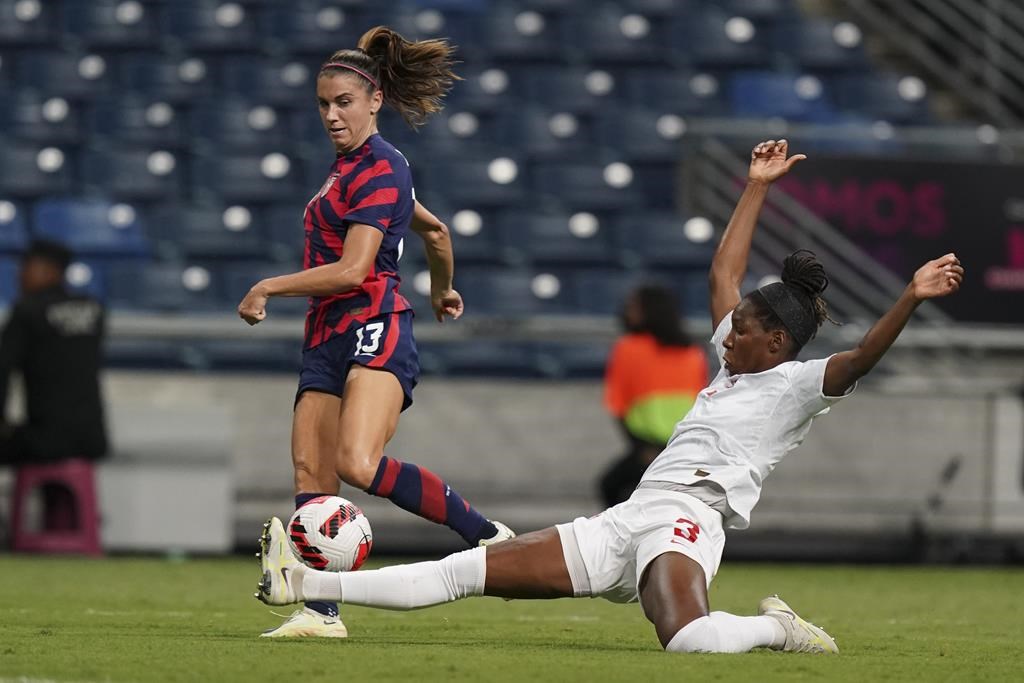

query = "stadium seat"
[[190, 98, 291, 151], [118, 55, 216, 104], [571, 5, 669, 65], [0, 256, 18, 304], [534, 340, 612, 378], [520, 66, 618, 114], [729, 71, 837, 122], [80, 148, 182, 201], [64, 259, 106, 301], [565, 268, 648, 316], [386, 110, 489, 161], [164, 1, 260, 52], [191, 150, 301, 203], [417, 158, 525, 207], [710, 0, 795, 20], [418, 340, 545, 378], [0, 90, 84, 144], [0, 140, 74, 197], [625, 69, 729, 117], [530, 161, 641, 211], [408, 197, 508, 265], [14, 50, 115, 101], [222, 57, 319, 108], [194, 339, 303, 372], [263, 202, 308, 263], [494, 209, 617, 266], [675, 9, 771, 68], [147, 203, 265, 260], [456, 267, 574, 316], [444, 66, 517, 114], [612, 212, 716, 269], [493, 107, 595, 160], [62, 0, 162, 49], [104, 261, 223, 312], [261, 1, 364, 56], [594, 108, 686, 162], [33, 198, 149, 256], [834, 73, 932, 124], [0, 200, 27, 253], [481, 4, 567, 62], [103, 337, 196, 370], [88, 95, 186, 149], [774, 19, 869, 71], [0, 0, 57, 45]]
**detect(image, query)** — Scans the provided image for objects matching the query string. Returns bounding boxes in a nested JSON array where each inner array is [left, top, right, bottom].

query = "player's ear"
[[768, 329, 786, 354]]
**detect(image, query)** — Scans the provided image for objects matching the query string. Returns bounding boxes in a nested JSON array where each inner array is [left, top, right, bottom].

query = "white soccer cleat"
[[758, 595, 839, 654], [259, 607, 349, 639], [479, 520, 516, 546], [255, 516, 302, 607]]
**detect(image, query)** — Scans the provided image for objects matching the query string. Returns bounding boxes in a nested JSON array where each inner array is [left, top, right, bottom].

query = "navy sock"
[[365, 457, 498, 546], [295, 493, 339, 619]]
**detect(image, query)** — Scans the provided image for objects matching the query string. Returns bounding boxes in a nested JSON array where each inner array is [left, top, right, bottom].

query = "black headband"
[[756, 282, 816, 347]]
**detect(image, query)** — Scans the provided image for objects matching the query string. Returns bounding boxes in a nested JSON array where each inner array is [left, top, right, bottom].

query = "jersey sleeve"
[[788, 356, 856, 416], [342, 157, 402, 234], [710, 309, 733, 365]]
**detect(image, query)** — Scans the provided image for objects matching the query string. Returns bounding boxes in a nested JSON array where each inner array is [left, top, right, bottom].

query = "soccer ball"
[[287, 495, 373, 572]]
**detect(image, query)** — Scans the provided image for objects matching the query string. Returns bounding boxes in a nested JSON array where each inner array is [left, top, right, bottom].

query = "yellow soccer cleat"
[[259, 607, 349, 639], [758, 595, 839, 654], [255, 516, 303, 607]]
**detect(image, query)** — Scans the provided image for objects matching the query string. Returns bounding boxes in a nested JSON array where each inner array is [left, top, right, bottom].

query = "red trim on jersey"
[[375, 457, 402, 497], [368, 313, 401, 368], [345, 159, 394, 204], [350, 187, 399, 212], [417, 467, 448, 524]]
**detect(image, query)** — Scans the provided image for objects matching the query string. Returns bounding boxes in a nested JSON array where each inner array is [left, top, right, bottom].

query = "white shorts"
[[556, 487, 726, 604]]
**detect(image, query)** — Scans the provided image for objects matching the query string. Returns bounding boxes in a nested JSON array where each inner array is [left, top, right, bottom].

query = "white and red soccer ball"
[[287, 495, 373, 572]]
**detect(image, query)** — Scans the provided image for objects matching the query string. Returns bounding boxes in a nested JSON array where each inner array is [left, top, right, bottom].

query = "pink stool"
[[11, 458, 102, 556]]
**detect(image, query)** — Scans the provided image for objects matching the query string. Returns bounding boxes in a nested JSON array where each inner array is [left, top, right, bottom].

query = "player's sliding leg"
[[640, 553, 836, 654], [339, 367, 513, 546], [257, 522, 572, 609], [260, 392, 347, 638]]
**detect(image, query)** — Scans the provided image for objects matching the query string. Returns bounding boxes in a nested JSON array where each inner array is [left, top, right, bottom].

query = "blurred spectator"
[[0, 240, 107, 465], [598, 285, 708, 507]]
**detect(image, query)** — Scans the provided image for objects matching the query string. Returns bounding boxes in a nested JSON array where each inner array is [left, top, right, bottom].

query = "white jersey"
[[640, 310, 853, 530]]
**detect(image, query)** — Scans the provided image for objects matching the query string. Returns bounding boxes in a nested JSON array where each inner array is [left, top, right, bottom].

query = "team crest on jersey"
[[314, 172, 340, 202]]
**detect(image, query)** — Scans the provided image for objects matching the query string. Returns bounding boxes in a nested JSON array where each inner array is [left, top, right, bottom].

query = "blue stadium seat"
[[625, 69, 729, 117], [494, 209, 617, 266], [417, 158, 526, 207], [261, 1, 364, 56], [493, 107, 595, 160], [0, 200, 27, 253], [595, 108, 685, 162], [405, 196, 508, 266], [565, 268, 648, 316], [675, 9, 771, 67], [62, 0, 163, 49], [774, 19, 869, 71], [0, 90, 83, 144], [571, 5, 669, 65], [81, 148, 182, 201], [835, 73, 932, 124], [531, 161, 641, 211], [709, 0, 794, 20], [445, 66, 517, 114], [386, 110, 489, 161], [0, 256, 19, 305], [613, 212, 716, 269], [456, 268, 573, 316], [194, 339, 303, 372], [0, 140, 74, 197], [164, 1, 260, 52], [33, 198, 149, 256], [222, 57, 318, 108], [64, 259, 107, 301], [88, 96, 186, 148], [263, 202, 308, 263], [729, 71, 837, 122], [615, 0, 685, 16], [118, 55, 216, 104], [190, 98, 291, 151], [14, 50, 114, 100], [104, 338, 200, 370], [192, 150, 301, 203], [534, 340, 612, 378], [482, 4, 567, 62], [105, 261, 223, 312], [418, 341, 544, 378], [147, 203, 265, 260], [0, 0, 57, 45], [222, 262, 309, 317], [520, 66, 618, 114]]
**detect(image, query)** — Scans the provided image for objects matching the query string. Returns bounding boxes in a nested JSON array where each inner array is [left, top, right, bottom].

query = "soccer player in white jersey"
[[253, 139, 965, 654]]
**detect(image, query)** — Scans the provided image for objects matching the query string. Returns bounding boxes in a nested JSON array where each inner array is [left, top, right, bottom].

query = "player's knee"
[[664, 615, 719, 653], [335, 448, 380, 490]]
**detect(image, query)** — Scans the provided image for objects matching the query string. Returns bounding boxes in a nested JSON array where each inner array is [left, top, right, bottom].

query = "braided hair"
[[748, 250, 832, 352]]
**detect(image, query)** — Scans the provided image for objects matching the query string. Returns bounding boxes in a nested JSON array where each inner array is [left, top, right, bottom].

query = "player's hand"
[[748, 139, 807, 184], [432, 287, 464, 323], [238, 284, 269, 326], [910, 253, 964, 301]]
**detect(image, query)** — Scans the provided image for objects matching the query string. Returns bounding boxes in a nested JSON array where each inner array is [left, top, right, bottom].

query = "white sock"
[[301, 547, 487, 610], [665, 612, 786, 653]]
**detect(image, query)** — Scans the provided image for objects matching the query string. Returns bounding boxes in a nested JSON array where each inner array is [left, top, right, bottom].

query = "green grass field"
[[1, 556, 1021, 682]]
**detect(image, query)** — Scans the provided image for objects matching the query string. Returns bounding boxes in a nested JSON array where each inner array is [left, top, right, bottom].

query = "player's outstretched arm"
[[236, 225, 383, 326], [412, 200, 464, 322], [709, 139, 807, 330], [822, 254, 964, 396]]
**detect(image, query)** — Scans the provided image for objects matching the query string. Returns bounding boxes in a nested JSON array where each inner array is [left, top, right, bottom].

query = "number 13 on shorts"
[[355, 322, 385, 356]]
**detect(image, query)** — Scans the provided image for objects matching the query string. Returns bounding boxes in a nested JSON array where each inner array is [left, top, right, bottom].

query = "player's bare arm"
[[822, 254, 964, 396], [236, 225, 383, 325], [709, 140, 807, 330], [411, 200, 464, 322]]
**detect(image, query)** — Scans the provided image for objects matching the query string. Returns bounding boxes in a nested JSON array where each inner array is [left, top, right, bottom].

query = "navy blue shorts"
[[297, 310, 419, 411]]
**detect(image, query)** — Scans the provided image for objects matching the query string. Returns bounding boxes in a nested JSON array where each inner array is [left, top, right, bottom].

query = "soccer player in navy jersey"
[[237, 26, 513, 638]]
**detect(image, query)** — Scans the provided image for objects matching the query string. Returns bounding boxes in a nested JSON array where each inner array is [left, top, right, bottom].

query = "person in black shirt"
[[0, 240, 107, 464]]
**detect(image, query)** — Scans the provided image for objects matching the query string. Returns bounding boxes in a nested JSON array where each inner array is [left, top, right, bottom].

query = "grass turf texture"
[[0, 556, 1021, 682]]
